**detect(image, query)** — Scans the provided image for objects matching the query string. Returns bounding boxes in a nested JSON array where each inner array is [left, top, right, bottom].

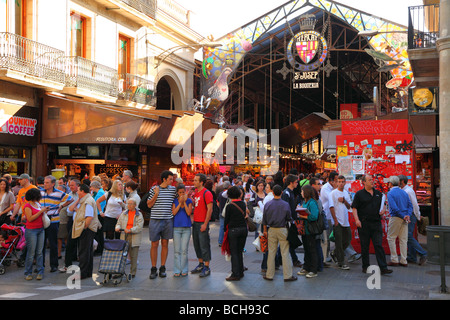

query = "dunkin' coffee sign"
[[0, 113, 38, 137]]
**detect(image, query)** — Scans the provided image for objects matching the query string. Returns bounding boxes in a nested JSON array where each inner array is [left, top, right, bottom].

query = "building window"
[[70, 12, 86, 57], [118, 35, 131, 75]]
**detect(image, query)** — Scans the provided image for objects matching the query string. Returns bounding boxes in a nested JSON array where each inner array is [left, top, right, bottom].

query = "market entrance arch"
[[196, 0, 412, 130]]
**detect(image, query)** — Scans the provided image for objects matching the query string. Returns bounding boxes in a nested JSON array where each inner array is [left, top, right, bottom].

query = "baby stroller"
[[0, 224, 26, 275], [98, 237, 131, 285]]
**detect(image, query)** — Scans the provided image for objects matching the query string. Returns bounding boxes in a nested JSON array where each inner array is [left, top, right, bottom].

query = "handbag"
[[417, 216, 429, 236], [231, 202, 257, 232], [306, 204, 325, 235], [329, 230, 335, 242], [252, 236, 261, 251], [307, 218, 322, 235], [287, 223, 302, 248], [294, 219, 305, 236], [253, 206, 263, 224], [259, 233, 268, 253], [42, 213, 51, 229]]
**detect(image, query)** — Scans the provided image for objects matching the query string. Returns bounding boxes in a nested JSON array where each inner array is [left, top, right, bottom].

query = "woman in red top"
[[23, 188, 49, 281]]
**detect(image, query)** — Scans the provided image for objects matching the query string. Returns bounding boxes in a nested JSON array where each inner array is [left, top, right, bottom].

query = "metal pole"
[[439, 232, 448, 293]]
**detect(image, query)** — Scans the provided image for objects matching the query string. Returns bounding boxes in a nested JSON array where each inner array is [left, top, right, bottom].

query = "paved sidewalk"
[[0, 221, 448, 300]]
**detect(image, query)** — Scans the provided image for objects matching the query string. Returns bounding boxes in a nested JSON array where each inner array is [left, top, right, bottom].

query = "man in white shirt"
[[398, 175, 427, 265], [329, 175, 352, 270], [320, 171, 338, 262]]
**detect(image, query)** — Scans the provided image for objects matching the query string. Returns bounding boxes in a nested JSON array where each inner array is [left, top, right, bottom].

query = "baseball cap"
[[18, 173, 30, 180]]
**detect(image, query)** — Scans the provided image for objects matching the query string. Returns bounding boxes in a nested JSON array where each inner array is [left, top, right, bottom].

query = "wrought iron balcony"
[[63, 56, 119, 100], [118, 73, 156, 106], [120, 0, 156, 20], [0, 32, 65, 86], [408, 4, 440, 49]]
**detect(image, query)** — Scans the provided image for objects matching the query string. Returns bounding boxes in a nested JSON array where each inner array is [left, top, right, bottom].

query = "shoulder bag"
[[231, 201, 257, 232], [42, 212, 51, 229]]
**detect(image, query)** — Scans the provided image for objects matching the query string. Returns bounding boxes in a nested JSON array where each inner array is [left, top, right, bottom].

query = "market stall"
[[336, 119, 415, 254]]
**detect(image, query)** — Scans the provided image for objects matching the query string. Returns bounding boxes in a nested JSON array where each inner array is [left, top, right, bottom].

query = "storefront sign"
[[341, 120, 409, 135], [0, 114, 37, 137], [361, 103, 376, 118], [96, 164, 130, 176], [408, 87, 439, 115], [292, 72, 320, 89], [340, 104, 359, 120]]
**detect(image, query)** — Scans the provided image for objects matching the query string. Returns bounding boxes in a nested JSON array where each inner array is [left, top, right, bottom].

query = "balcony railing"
[[0, 32, 65, 84], [120, 0, 156, 20], [64, 56, 119, 98], [408, 4, 440, 49], [118, 73, 156, 106]]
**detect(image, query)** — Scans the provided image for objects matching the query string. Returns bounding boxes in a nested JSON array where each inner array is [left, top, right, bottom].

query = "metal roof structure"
[[195, 0, 412, 136]]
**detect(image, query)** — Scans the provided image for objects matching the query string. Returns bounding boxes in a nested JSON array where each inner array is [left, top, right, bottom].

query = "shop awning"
[[0, 98, 27, 127], [42, 93, 225, 150], [278, 112, 331, 147]]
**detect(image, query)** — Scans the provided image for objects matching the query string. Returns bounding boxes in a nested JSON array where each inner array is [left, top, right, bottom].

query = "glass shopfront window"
[[0, 146, 30, 177]]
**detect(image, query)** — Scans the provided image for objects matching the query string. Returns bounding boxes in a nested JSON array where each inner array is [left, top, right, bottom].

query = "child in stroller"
[[0, 224, 26, 274]]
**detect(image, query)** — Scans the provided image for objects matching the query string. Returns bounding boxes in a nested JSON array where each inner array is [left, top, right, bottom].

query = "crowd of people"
[[0, 167, 427, 282]]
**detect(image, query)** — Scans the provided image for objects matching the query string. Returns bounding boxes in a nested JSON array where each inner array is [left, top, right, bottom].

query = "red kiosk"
[[336, 119, 415, 254]]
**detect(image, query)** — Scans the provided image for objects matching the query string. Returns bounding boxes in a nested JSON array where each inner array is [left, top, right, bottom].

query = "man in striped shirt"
[[147, 170, 177, 279], [40, 175, 72, 272]]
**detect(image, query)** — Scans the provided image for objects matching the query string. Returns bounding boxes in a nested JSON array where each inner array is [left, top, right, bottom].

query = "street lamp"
[[154, 42, 222, 69]]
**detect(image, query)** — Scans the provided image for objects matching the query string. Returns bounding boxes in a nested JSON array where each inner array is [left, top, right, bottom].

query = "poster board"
[[336, 120, 415, 254]]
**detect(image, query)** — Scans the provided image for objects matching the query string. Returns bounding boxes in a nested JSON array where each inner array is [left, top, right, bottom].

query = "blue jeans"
[[25, 228, 45, 276], [407, 214, 427, 262], [218, 216, 225, 245], [173, 227, 191, 274], [192, 222, 211, 262]]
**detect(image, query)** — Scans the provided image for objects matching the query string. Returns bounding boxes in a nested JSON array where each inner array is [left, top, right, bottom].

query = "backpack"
[[201, 189, 219, 221], [211, 199, 220, 221], [307, 200, 325, 235], [138, 187, 155, 218]]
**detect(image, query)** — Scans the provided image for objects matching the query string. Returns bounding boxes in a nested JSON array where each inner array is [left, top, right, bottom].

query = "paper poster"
[[338, 156, 352, 178], [351, 155, 365, 175]]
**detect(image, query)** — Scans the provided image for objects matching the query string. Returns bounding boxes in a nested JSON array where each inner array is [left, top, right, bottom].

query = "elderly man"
[[398, 175, 427, 265], [59, 179, 80, 272], [122, 170, 133, 197], [90, 180, 106, 255], [68, 184, 100, 279], [387, 176, 412, 267], [41, 175, 73, 272], [352, 174, 392, 275]]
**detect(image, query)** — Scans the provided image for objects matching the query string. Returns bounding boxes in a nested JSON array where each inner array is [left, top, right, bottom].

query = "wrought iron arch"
[[199, 0, 412, 108]]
